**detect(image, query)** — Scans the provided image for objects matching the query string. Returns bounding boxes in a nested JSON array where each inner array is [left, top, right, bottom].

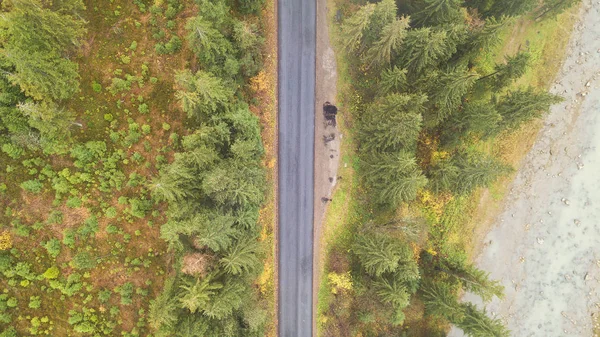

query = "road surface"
[[450, 1, 600, 336], [277, 0, 316, 334]]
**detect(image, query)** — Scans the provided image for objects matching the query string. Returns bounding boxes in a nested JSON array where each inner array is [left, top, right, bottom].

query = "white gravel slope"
[[450, 1, 600, 336]]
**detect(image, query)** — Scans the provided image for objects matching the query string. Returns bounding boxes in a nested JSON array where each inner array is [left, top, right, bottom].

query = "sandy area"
[[450, 1, 600, 336], [313, 0, 340, 333]]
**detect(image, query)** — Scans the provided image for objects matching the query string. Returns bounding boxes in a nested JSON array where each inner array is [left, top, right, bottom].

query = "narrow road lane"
[[278, 0, 316, 334]]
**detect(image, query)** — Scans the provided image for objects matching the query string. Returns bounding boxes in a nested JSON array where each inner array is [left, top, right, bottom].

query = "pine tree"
[[413, 0, 464, 27], [458, 303, 510, 337], [441, 100, 502, 145], [535, 0, 581, 20], [425, 67, 479, 127], [175, 70, 233, 118], [398, 28, 451, 78], [364, 151, 429, 206], [190, 212, 238, 252], [364, 17, 411, 68], [148, 277, 179, 332], [451, 150, 513, 194], [202, 280, 245, 319], [185, 16, 233, 67], [359, 93, 426, 152], [341, 3, 376, 51], [427, 158, 460, 194], [496, 87, 563, 131], [467, 17, 507, 56], [487, 0, 536, 18], [441, 260, 504, 302], [201, 162, 265, 209], [1, 0, 86, 101], [373, 278, 410, 325], [479, 51, 531, 90], [178, 276, 222, 314], [149, 160, 197, 202], [353, 232, 414, 277], [379, 66, 408, 94], [220, 237, 261, 275], [422, 282, 466, 323]]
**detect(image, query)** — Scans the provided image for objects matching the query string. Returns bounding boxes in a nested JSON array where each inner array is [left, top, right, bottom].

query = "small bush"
[[28, 296, 41, 309], [70, 252, 97, 270], [43, 238, 61, 258], [20, 180, 43, 193], [92, 82, 102, 93], [42, 266, 60, 279], [1, 144, 22, 159]]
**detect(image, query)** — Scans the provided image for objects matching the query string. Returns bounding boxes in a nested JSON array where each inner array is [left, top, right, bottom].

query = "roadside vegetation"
[[318, 0, 580, 336], [0, 0, 275, 336]]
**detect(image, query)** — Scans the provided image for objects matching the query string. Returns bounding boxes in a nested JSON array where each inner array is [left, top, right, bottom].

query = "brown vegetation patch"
[[181, 252, 212, 277]]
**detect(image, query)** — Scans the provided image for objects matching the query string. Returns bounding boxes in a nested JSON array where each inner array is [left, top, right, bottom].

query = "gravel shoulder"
[[450, 1, 600, 336], [313, 0, 340, 334]]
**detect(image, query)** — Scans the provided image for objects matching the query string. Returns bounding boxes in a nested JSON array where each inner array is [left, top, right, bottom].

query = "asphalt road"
[[277, 0, 316, 334]]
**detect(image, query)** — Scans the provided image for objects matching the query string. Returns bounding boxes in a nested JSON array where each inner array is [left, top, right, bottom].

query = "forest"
[[0, 0, 274, 336], [318, 0, 578, 336]]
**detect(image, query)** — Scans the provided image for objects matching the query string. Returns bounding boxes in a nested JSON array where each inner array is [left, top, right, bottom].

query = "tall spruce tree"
[[479, 51, 531, 90], [359, 93, 426, 152], [487, 0, 536, 18], [353, 232, 414, 277], [496, 87, 563, 131], [425, 67, 479, 127], [364, 17, 411, 67], [397, 28, 451, 78], [363, 151, 429, 206], [413, 0, 464, 27], [451, 150, 512, 194]]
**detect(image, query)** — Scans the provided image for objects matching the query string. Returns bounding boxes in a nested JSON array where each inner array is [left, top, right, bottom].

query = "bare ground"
[[450, 1, 600, 336]]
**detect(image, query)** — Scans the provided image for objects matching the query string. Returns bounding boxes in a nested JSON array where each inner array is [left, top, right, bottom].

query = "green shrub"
[[70, 252, 97, 270], [104, 207, 117, 218], [138, 103, 149, 114], [129, 41, 138, 51], [1, 143, 23, 159], [43, 238, 61, 258], [42, 266, 60, 279], [92, 81, 102, 93], [20, 180, 43, 193], [28, 296, 41, 309], [66, 196, 82, 208]]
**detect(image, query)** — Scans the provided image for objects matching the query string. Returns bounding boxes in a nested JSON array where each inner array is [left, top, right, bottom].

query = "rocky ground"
[[450, 1, 600, 336]]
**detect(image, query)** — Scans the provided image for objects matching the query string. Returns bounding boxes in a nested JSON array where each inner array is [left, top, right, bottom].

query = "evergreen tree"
[[487, 0, 536, 18], [422, 282, 465, 323], [185, 16, 233, 68], [466, 17, 507, 56], [535, 0, 581, 20], [364, 17, 411, 68], [190, 212, 238, 252], [175, 70, 233, 118], [496, 87, 563, 131], [148, 278, 179, 332], [458, 303, 510, 337], [178, 276, 222, 314], [397, 28, 451, 78], [219, 237, 261, 275], [441, 260, 504, 302], [480, 51, 531, 90], [379, 66, 408, 94], [359, 93, 426, 152], [451, 150, 512, 194], [413, 0, 464, 27], [0, 0, 86, 101], [425, 67, 479, 127], [427, 158, 460, 193], [441, 100, 502, 145], [341, 3, 376, 51], [149, 160, 197, 202], [353, 232, 414, 277], [363, 151, 429, 206], [202, 280, 245, 319], [201, 162, 265, 209]]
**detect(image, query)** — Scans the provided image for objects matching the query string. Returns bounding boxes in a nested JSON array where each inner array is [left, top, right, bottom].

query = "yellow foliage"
[[250, 71, 269, 93], [0, 231, 12, 250], [328, 272, 353, 295], [418, 190, 453, 218]]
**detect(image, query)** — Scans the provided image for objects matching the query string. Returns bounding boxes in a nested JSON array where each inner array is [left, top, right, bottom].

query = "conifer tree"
[[496, 87, 563, 131], [458, 303, 510, 337], [175, 70, 233, 118], [220, 237, 261, 275], [178, 276, 222, 314], [422, 282, 466, 323], [341, 4, 376, 51], [467, 17, 507, 55], [148, 278, 179, 332], [379, 66, 408, 94], [360, 93, 426, 152], [480, 51, 531, 90], [363, 151, 429, 206], [451, 150, 513, 194], [441, 260, 504, 302], [413, 0, 463, 27], [487, 0, 536, 18], [364, 17, 411, 67], [441, 100, 502, 145], [535, 0, 581, 20], [398, 28, 450, 78], [425, 67, 479, 127], [353, 232, 414, 277]]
